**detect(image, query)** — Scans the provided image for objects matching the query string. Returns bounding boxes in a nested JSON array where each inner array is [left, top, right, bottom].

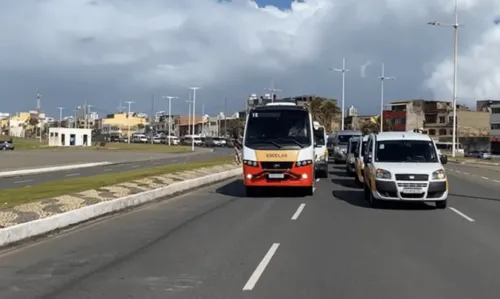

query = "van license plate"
[[268, 173, 284, 179], [402, 188, 423, 194]]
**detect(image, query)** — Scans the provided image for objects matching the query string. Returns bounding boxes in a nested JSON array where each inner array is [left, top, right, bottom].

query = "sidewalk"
[[0, 163, 237, 228]]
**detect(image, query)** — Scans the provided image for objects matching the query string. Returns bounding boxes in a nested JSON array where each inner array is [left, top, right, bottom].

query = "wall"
[[490, 104, 500, 136], [48, 128, 93, 146], [458, 110, 489, 136]]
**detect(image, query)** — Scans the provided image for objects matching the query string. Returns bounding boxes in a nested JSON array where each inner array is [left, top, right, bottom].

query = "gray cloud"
[[1, 0, 499, 117]]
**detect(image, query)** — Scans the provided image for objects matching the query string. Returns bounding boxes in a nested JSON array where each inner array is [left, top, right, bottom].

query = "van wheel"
[[435, 200, 447, 209], [320, 169, 328, 178], [365, 184, 380, 208], [354, 174, 362, 187]]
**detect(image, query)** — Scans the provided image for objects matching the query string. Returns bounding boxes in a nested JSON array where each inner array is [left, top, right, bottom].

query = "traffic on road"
[[0, 160, 498, 298]]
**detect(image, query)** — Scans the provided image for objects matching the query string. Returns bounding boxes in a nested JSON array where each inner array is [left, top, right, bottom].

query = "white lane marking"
[[103, 168, 113, 172], [449, 207, 475, 222], [130, 165, 139, 168], [14, 179, 33, 184], [455, 170, 461, 173], [291, 203, 306, 220], [494, 180, 500, 183], [315, 178, 320, 182], [463, 172, 469, 175], [481, 176, 489, 180], [242, 243, 280, 291], [65, 173, 80, 177]]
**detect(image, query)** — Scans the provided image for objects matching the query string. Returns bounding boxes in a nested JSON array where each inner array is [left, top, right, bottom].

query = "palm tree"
[[305, 97, 340, 133]]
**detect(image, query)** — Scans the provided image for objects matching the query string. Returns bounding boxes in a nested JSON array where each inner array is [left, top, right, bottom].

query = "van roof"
[[375, 131, 432, 142]]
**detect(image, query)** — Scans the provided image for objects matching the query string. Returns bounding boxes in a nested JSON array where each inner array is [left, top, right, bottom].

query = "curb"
[[0, 162, 112, 178], [0, 167, 242, 247]]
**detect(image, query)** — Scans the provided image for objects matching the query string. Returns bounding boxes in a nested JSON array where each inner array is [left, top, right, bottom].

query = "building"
[[477, 100, 500, 112], [48, 128, 92, 146], [101, 112, 148, 137], [384, 99, 489, 139], [490, 104, 500, 153]]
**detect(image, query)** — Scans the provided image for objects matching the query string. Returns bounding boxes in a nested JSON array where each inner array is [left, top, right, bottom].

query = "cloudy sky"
[[1, 0, 499, 118]]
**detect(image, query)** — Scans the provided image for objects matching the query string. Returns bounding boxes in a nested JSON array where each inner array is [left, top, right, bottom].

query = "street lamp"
[[125, 101, 134, 144], [265, 79, 281, 103], [189, 87, 200, 152], [162, 96, 178, 146], [330, 57, 349, 131], [378, 63, 396, 132], [56, 107, 64, 126], [427, 0, 461, 157]]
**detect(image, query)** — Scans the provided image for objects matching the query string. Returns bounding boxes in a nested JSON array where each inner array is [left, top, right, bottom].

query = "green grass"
[[0, 156, 233, 208], [1, 137, 192, 152]]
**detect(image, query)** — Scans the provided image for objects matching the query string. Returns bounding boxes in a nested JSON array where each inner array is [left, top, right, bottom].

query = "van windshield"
[[314, 128, 325, 145], [338, 135, 358, 144], [375, 140, 438, 163], [245, 109, 312, 149]]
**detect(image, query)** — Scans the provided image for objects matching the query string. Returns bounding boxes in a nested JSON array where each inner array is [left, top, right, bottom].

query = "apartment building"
[[384, 99, 489, 139], [490, 104, 500, 153]]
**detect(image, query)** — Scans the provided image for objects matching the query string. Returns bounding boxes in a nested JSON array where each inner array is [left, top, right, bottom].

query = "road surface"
[[0, 148, 232, 189], [0, 163, 499, 298], [0, 147, 214, 171]]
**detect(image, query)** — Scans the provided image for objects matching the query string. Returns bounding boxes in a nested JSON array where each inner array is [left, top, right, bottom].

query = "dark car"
[[0, 140, 14, 150]]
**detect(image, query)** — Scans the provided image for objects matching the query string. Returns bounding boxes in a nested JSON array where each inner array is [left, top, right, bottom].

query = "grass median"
[[0, 156, 233, 208]]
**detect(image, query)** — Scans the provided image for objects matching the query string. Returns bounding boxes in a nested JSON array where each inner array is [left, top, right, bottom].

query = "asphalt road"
[[1, 163, 500, 298], [0, 148, 232, 189], [0, 148, 214, 171]]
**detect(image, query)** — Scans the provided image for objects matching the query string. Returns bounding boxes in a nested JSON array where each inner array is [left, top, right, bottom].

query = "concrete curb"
[[0, 167, 242, 247], [0, 162, 112, 178]]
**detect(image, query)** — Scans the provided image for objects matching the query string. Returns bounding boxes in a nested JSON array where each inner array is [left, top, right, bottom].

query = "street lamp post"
[[189, 87, 200, 152], [265, 78, 281, 102], [56, 107, 64, 126], [125, 101, 134, 144], [378, 63, 396, 132], [427, 0, 461, 157], [330, 58, 349, 131], [162, 96, 178, 146]]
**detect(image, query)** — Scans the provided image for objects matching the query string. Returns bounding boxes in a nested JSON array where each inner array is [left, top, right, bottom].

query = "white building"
[[490, 104, 500, 136], [48, 128, 92, 146]]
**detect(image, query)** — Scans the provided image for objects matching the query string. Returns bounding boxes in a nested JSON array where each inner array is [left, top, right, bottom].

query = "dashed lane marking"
[[291, 203, 306, 220], [243, 243, 280, 291], [449, 207, 475, 222]]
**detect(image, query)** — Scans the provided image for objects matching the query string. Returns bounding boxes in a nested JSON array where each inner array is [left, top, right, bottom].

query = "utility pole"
[[378, 63, 396, 132], [189, 87, 200, 152], [150, 94, 155, 144], [125, 101, 134, 143], [265, 79, 281, 102], [56, 107, 64, 127], [330, 58, 349, 131], [74, 106, 78, 128], [224, 97, 227, 138], [163, 96, 177, 145], [427, 0, 461, 157]]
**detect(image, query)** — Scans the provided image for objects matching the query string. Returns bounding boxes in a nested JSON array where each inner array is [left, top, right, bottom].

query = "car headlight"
[[243, 160, 258, 167], [376, 168, 391, 179], [348, 156, 355, 163], [296, 160, 313, 167], [334, 146, 339, 152], [432, 169, 446, 180]]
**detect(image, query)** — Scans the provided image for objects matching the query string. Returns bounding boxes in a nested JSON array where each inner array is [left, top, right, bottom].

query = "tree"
[[360, 116, 394, 134], [304, 97, 340, 133]]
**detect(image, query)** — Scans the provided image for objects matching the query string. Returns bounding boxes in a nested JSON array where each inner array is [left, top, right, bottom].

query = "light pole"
[[162, 96, 178, 146], [265, 78, 281, 102], [330, 57, 349, 130], [189, 87, 200, 152], [56, 107, 64, 126], [427, 0, 461, 157], [378, 63, 396, 132], [125, 101, 134, 144]]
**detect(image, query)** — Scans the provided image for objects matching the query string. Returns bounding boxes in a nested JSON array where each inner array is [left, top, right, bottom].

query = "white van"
[[313, 121, 328, 178], [362, 131, 449, 209]]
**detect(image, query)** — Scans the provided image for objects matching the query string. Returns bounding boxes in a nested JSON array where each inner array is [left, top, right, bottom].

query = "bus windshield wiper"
[[275, 138, 305, 148]]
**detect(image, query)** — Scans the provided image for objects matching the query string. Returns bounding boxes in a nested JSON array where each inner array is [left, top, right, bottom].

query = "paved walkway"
[[0, 163, 236, 228]]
